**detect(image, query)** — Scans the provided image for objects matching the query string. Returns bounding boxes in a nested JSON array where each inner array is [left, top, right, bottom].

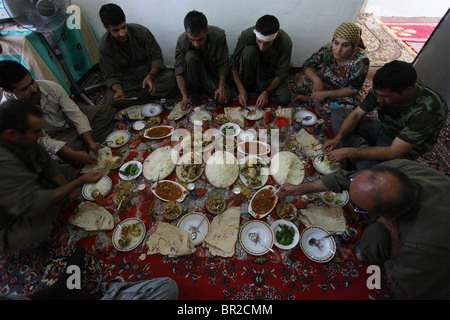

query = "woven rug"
[[356, 13, 417, 66]]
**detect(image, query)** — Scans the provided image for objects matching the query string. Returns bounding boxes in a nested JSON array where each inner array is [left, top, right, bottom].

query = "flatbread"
[[224, 107, 245, 127], [295, 129, 323, 158], [299, 206, 346, 232], [114, 105, 145, 120], [146, 222, 195, 257], [68, 202, 114, 231], [142, 146, 176, 181], [203, 207, 241, 257], [167, 102, 191, 120], [81, 146, 112, 173]]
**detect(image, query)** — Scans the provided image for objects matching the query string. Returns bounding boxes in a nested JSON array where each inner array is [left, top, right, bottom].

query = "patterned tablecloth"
[[57, 99, 365, 260]]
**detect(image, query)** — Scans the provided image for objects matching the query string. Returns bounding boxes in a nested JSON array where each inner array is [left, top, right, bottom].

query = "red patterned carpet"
[[380, 17, 440, 53]]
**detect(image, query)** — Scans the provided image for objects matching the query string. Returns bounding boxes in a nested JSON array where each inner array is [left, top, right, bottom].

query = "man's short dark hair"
[[0, 60, 30, 91], [367, 165, 419, 217], [184, 10, 208, 36], [255, 15, 280, 36], [0, 100, 43, 134], [99, 3, 126, 27], [373, 60, 417, 94]]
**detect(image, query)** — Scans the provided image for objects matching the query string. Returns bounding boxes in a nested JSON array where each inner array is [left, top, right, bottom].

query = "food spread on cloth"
[[62, 100, 356, 263]]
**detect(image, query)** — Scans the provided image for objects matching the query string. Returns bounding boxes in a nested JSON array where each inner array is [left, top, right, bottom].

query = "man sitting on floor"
[[0, 100, 105, 253], [323, 60, 448, 170], [0, 60, 115, 167], [277, 159, 450, 299], [230, 14, 293, 108], [98, 3, 178, 109], [175, 10, 232, 109]]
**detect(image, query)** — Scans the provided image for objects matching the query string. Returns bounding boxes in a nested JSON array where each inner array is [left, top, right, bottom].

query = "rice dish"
[[205, 151, 239, 188], [143, 146, 176, 181], [270, 151, 305, 185]]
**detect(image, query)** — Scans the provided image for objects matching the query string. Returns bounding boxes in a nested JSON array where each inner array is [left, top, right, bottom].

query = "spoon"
[[297, 115, 312, 123], [248, 232, 274, 253], [308, 232, 337, 246], [191, 215, 206, 240]]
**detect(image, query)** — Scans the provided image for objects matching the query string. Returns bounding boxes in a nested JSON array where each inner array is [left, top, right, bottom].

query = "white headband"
[[253, 29, 278, 42]]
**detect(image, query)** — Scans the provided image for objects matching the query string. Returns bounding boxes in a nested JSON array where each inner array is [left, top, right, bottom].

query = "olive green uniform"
[[321, 159, 450, 299], [0, 138, 75, 252], [174, 26, 232, 102], [98, 23, 178, 108], [230, 27, 292, 106]]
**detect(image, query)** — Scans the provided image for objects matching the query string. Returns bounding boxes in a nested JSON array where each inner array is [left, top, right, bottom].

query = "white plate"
[[312, 155, 340, 174], [119, 161, 143, 180], [132, 120, 146, 131], [81, 176, 113, 201], [271, 219, 300, 250], [151, 180, 188, 202], [299, 226, 336, 263], [190, 110, 212, 125], [105, 130, 130, 148], [112, 218, 146, 252], [294, 110, 317, 126], [143, 125, 174, 139], [243, 106, 264, 120], [141, 103, 162, 117], [239, 155, 269, 189], [319, 190, 349, 206], [220, 122, 241, 137], [237, 140, 270, 156], [177, 212, 210, 246], [239, 220, 274, 256], [248, 185, 278, 219]]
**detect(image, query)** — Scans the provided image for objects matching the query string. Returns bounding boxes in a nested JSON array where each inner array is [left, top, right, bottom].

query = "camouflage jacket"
[[360, 83, 448, 158]]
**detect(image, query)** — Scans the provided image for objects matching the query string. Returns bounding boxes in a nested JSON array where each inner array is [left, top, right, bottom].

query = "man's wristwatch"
[[264, 89, 272, 96]]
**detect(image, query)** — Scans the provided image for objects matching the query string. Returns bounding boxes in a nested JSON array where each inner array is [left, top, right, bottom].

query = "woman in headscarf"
[[294, 22, 370, 110]]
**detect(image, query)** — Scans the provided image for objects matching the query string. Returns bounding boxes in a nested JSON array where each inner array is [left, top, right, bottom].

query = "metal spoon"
[[248, 232, 274, 253], [308, 232, 337, 246], [297, 115, 312, 123], [191, 215, 206, 240]]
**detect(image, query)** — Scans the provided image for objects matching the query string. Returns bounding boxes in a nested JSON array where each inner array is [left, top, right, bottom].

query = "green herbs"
[[275, 224, 295, 246]]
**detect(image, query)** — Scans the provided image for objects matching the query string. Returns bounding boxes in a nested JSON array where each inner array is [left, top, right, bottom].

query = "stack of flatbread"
[[299, 206, 346, 233], [203, 207, 241, 257], [275, 106, 293, 123], [167, 102, 191, 120], [224, 107, 245, 127], [145, 222, 195, 257], [81, 146, 113, 173], [68, 202, 114, 231], [295, 129, 323, 158]]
